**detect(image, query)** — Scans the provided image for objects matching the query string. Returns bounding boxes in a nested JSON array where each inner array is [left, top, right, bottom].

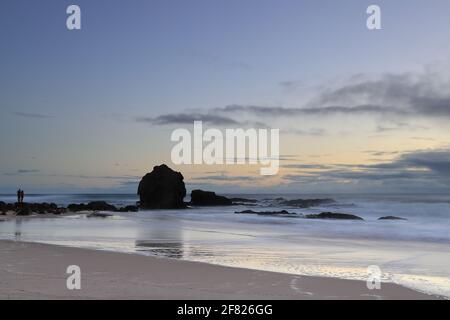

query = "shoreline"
[[0, 240, 440, 300]]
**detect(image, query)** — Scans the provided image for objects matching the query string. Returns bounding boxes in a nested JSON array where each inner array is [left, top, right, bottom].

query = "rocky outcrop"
[[306, 212, 364, 220], [190, 190, 232, 206], [137, 164, 186, 209], [281, 198, 335, 208], [0, 201, 136, 216], [378, 216, 407, 220], [235, 209, 297, 216], [4, 202, 66, 215]]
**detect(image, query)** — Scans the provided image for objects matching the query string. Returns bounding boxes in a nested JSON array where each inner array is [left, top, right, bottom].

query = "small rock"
[[87, 201, 117, 212], [235, 209, 297, 216], [87, 212, 113, 218], [306, 212, 364, 220], [378, 216, 407, 220]]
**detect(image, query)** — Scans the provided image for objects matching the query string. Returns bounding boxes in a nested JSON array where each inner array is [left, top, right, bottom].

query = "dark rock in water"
[[87, 212, 113, 218], [68, 201, 117, 212], [67, 203, 88, 212], [235, 209, 297, 216], [190, 190, 232, 206], [229, 198, 258, 203], [0, 202, 66, 215], [378, 216, 407, 220], [16, 203, 31, 216], [138, 164, 187, 209], [306, 212, 363, 220], [118, 205, 139, 212], [87, 201, 117, 211], [281, 198, 335, 208], [28, 202, 60, 214], [53, 208, 65, 215], [0, 201, 6, 214]]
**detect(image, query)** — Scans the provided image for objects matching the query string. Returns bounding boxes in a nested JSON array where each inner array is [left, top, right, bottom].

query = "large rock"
[[137, 164, 187, 209], [190, 190, 232, 206]]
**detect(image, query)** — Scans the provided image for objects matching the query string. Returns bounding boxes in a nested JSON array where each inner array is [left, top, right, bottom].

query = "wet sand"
[[0, 240, 438, 300]]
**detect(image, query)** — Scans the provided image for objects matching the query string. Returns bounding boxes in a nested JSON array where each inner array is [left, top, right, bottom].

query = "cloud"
[[214, 104, 404, 117], [283, 164, 333, 170], [135, 68, 450, 137], [282, 128, 326, 136], [13, 112, 53, 119], [136, 113, 240, 126], [191, 174, 258, 182], [17, 169, 40, 173], [4, 169, 40, 175], [308, 72, 450, 118], [3, 170, 139, 181], [279, 80, 305, 91], [282, 148, 450, 190], [210, 71, 450, 120]]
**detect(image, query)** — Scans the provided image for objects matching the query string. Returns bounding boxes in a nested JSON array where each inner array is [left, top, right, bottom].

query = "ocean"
[[1, 193, 449, 298]]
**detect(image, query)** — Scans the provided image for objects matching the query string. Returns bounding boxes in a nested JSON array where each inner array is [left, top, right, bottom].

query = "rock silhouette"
[[137, 164, 187, 209], [378, 216, 407, 220], [306, 212, 363, 220], [235, 209, 297, 216], [190, 190, 232, 206]]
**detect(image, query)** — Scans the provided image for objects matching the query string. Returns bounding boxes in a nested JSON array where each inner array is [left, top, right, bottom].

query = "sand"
[[0, 240, 438, 300]]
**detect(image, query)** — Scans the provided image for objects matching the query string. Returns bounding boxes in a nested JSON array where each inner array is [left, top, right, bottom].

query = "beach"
[[0, 240, 436, 300]]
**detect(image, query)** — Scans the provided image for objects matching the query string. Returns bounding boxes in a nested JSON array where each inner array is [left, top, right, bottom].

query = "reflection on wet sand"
[[135, 214, 186, 258], [135, 240, 184, 259], [14, 219, 22, 240]]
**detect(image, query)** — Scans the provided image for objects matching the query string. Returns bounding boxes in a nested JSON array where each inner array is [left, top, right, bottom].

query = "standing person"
[[20, 190, 24, 203], [17, 189, 21, 203]]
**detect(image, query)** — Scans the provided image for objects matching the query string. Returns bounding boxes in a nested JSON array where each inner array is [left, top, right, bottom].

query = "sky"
[[1, 0, 450, 194]]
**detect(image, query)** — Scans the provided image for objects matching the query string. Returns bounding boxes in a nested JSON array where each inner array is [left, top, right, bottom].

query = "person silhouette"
[[20, 190, 25, 203], [17, 189, 21, 203]]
